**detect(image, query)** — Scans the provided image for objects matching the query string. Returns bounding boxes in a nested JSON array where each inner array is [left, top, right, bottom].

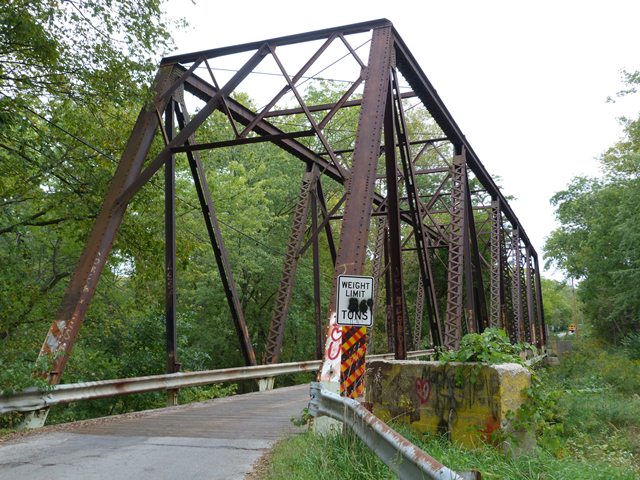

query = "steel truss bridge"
[[35, 19, 545, 399]]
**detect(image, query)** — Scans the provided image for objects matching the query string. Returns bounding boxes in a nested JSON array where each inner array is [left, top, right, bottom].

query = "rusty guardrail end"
[[309, 382, 478, 480]]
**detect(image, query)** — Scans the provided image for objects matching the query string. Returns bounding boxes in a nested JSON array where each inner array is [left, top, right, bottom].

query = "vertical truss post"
[[164, 100, 179, 406], [533, 253, 547, 348], [265, 164, 317, 364], [413, 276, 425, 349], [368, 215, 387, 352], [384, 228, 395, 353], [520, 258, 531, 344], [37, 66, 175, 385], [502, 230, 516, 342], [384, 78, 407, 360], [444, 152, 467, 349], [525, 247, 536, 345], [464, 178, 489, 333], [174, 101, 257, 367], [462, 177, 476, 335], [311, 178, 323, 360], [319, 23, 393, 386], [511, 229, 524, 343], [391, 68, 442, 348], [489, 200, 503, 328]]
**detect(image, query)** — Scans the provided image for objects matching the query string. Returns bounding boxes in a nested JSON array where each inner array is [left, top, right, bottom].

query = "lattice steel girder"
[[511, 229, 524, 343], [444, 153, 467, 349], [489, 200, 503, 328], [525, 247, 536, 345], [265, 165, 318, 365]]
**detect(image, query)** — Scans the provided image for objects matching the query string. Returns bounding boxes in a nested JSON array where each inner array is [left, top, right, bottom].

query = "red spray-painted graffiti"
[[327, 323, 342, 360], [415, 378, 431, 404]]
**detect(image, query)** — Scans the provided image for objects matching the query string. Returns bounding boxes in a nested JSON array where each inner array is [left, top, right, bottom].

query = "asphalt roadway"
[[0, 384, 309, 479]]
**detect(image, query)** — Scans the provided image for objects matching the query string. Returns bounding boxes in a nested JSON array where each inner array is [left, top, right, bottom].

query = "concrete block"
[[366, 360, 532, 450]]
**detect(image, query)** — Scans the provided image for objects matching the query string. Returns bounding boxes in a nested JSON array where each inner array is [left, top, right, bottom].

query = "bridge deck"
[[0, 384, 309, 479]]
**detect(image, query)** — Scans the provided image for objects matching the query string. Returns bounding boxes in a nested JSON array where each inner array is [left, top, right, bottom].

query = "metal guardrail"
[[0, 350, 433, 414], [309, 382, 477, 480]]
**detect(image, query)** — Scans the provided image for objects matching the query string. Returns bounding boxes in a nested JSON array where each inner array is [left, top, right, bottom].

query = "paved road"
[[0, 384, 309, 479]]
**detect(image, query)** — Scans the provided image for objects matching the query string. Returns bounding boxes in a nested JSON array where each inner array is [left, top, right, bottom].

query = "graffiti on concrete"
[[366, 361, 530, 447]]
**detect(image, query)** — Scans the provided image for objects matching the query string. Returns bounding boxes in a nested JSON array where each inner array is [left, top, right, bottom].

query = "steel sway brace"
[[309, 383, 479, 480]]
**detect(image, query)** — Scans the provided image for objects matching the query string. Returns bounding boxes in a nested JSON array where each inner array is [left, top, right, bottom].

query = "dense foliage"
[[0, 0, 181, 423], [545, 72, 640, 344], [436, 327, 527, 364], [540, 278, 578, 333]]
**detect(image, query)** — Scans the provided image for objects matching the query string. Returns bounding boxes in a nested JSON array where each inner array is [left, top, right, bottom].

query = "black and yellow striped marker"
[[341, 326, 367, 398]]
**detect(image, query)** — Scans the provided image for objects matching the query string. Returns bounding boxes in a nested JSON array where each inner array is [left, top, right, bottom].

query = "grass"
[[262, 336, 640, 480]]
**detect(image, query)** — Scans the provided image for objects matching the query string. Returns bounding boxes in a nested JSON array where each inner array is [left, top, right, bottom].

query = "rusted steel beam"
[[520, 255, 531, 344], [384, 229, 394, 353], [311, 184, 324, 360], [413, 276, 425, 349], [462, 170, 477, 335], [171, 130, 315, 152], [161, 19, 392, 65], [297, 193, 346, 257], [174, 100, 257, 367], [511, 229, 524, 343], [384, 79, 407, 360], [326, 137, 448, 158], [268, 44, 349, 179], [391, 69, 442, 348], [38, 66, 175, 385], [443, 153, 467, 349], [315, 179, 337, 265], [262, 91, 417, 118], [533, 253, 547, 347], [117, 45, 271, 207], [489, 200, 503, 328], [368, 215, 387, 352], [319, 24, 394, 383], [238, 35, 339, 143], [464, 175, 489, 333], [264, 166, 317, 364], [164, 100, 179, 380], [525, 248, 536, 345], [164, 100, 179, 407]]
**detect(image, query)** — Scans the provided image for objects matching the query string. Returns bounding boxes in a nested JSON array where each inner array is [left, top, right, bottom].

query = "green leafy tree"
[[540, 278, 577, 332], [545, 72, 640, 343]]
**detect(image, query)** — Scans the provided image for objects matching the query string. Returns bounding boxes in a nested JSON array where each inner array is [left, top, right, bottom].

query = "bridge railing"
[[0, 350, 433, 415]]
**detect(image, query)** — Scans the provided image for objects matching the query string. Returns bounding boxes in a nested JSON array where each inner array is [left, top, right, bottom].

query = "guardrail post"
[[18, 409, 49, 430], [257, 377, 275, 392]]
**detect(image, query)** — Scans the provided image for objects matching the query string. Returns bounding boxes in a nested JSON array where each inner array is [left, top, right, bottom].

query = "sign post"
[[336, 275, 374, 398]]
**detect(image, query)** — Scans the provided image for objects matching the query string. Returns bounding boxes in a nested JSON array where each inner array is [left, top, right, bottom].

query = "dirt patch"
[[245, 440, 281, 479]]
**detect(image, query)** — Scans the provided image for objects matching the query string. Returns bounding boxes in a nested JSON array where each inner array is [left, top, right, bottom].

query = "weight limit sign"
[[335, 275, 374, 327]]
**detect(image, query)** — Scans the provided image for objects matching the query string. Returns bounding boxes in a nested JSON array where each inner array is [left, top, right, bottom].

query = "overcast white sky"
[[163, 0, 640, 278]]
